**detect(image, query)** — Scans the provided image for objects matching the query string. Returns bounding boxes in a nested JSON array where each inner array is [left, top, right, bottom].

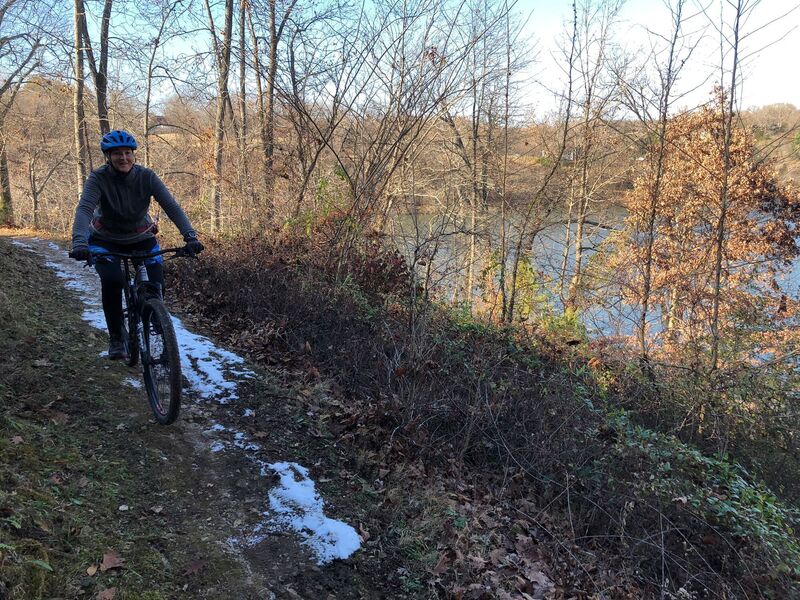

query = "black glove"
[[183, 233, 204, 256], [69, 245, 91, 261]]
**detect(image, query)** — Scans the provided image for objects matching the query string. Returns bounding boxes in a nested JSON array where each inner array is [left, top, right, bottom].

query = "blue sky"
[[512, 0, 800, 111]]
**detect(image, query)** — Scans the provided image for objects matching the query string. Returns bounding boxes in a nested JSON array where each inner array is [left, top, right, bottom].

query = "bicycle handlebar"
[[70, 245, 199, 265], [91, 246, 191, 260]]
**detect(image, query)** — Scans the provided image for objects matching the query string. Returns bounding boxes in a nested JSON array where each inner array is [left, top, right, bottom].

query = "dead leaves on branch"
[[609, 99, 800, 362]]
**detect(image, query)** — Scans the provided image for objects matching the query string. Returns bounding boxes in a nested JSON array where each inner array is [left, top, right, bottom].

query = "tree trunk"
[[96, 0, 112, 133], [263, 0, 277, 222], [0, 134, 12, 225], [567, 101, 593, 308], [246, 4, 271, 221], [80, 0, 112, 134], [207, 0, 234, 232], [499, 3, 511, 321], [73, 0, 88, 192], [29, 155, 39, 229], [636, 0, 685, 360], [237, 0, 252, 223], [709, 2, 742, 372], [143, 61, 153, 167], [507, 2, 577, 323]]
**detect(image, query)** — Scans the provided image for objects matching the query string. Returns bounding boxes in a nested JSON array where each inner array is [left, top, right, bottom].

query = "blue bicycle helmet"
[[100, 129, 138, 151]]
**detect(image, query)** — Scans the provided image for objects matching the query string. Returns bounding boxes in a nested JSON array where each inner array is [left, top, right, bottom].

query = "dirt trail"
[[3, 235, 400, 599]]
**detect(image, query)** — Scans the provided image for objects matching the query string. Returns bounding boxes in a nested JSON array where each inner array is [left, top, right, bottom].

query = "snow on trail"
[[11, 238, 361, 565]]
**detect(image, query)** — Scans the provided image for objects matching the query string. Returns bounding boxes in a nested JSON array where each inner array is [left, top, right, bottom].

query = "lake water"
[[389, 205, 800, 337]]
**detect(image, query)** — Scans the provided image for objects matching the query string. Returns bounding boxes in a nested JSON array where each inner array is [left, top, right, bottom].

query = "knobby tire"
[[141, 299, 181, 425]]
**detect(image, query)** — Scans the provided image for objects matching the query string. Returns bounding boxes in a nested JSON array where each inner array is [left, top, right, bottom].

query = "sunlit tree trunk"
[[710, 0, 742, 371], [633, 0, 686, 360], [73, 0, 88, 192], [206, 0, 234, 232], [80, 0, 112, 134], [264, 0, 277, 210], [236, 0, 252, 223], [246, 4, 269, 220], [498, 2, 511, 320], [0, 131, 12, 225]]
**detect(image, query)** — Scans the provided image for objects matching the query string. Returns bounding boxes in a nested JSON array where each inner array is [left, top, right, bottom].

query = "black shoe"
[[108, 334, 129, 360]]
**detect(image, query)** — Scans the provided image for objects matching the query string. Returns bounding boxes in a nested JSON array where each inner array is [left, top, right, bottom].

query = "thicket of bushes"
[[169, 228, 800, 598]]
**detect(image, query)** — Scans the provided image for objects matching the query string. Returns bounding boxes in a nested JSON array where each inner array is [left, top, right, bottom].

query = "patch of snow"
[[208, 423, 226, 432], [123, 377, 142, 389], [265, 462, 361, 564], [11, 240, 31, 249], [83, 309, 108, 330], [171, 321, 254, 403], [234, 439, 261, 452], [210, 441, 226, 453], [243, 408, 255, 417]]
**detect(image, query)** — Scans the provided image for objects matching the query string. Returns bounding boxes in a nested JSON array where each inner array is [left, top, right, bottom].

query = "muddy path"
[[2, 235, 411, 599]]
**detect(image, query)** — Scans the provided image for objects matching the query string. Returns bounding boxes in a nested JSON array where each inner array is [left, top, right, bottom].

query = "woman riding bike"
[[70, 129, 203, 360]]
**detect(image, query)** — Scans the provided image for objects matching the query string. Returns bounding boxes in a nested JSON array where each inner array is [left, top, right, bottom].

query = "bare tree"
[[614, 0, 695, 358], [560, 0, 623, 310], [139, 0, 185, 168], [79, 0, 112, 134], [205, 0, 234, 231], [708, 0, 748, 371], [0, 0, 46, 224], [73, 0, 89, 194], [504, 2, 578, 323]]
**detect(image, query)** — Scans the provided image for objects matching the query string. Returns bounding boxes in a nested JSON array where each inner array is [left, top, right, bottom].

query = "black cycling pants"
[[91, 237, 165, 337]]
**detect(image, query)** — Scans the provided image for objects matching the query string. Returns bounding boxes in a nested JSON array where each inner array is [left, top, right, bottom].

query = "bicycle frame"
[[88, 246, 190, 424]]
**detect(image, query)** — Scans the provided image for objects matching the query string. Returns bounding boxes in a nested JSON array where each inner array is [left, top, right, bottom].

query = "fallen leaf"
[[432, 551, 452, 574], [150, 505, 163, 514], [50, 412, 69, 425], [11, 436, 23, 445], [86, 565, 98, 576], [78, 476, 90, 488], [183, 558, 207, 576], [95, 587, 116, 600], [99, 551, 124, 572], [523, 563, 554, 589], [358, 523, 370, 542], [49, 474, 63, 485], [489, 547, 506, 567]]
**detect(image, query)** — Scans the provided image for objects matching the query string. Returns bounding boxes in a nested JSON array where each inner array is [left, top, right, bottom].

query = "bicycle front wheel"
[[141, 299, 182, 425]]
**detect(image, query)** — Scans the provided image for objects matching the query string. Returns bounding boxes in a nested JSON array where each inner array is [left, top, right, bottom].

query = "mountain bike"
[[93, 247, 190, 425]]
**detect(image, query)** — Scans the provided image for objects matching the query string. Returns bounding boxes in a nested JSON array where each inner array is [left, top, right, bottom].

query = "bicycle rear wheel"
[[141, 299, 181, 425]]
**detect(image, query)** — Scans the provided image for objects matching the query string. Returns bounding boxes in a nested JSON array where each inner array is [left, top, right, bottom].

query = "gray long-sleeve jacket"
[[72, 164, 195, 247]]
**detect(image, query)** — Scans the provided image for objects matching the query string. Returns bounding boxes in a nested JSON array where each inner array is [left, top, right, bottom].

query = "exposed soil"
[[0, 232, 415, 599]]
